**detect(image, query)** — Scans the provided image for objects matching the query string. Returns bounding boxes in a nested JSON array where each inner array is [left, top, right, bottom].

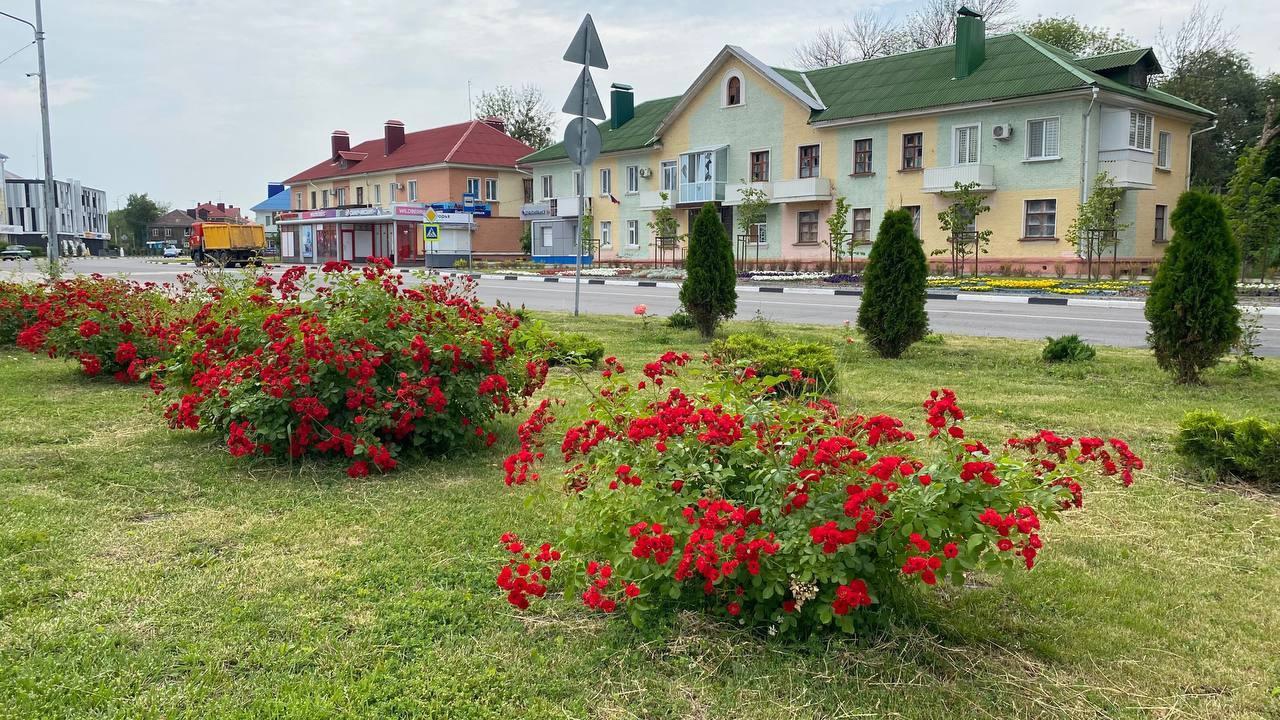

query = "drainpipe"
[[1080, 87, 1099, 203], [1187, 121, 1218, 190]]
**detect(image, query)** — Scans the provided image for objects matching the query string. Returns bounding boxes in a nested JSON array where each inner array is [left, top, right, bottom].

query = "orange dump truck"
[[189, 222, 266, 266]]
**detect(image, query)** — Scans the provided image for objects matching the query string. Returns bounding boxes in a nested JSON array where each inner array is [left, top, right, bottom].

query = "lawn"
[[1, 314, 1278, 719]]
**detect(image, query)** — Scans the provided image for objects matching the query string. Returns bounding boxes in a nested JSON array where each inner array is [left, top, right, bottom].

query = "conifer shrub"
[[857, 209, 928, 358], [1175, 411, 1280, 488], [679, 203, 737, 339], [1145, 191, 1241, 384], [709, 333, 837, 394], [1042, 335, 1096, 363]]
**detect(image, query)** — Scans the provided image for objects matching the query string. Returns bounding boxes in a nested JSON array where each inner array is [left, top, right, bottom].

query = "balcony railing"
[[723, 182, 772, 206], [638, 191, 674, 210], [1098, 149, 1154, 188], [678, 181, 724, 205], [554, 196, 592, 217], [772, 177, 832, 203], [921, 164, 996, 192]]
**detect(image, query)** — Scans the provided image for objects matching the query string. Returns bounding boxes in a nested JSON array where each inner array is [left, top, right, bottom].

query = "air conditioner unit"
[[992, 124, 1013, 141], [637, 167, 653, 178]]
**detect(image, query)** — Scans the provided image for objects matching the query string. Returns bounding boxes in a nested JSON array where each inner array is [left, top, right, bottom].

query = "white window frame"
[[465, 177, 480, 198], [625, 165, 639, 194], [798, 144, 821, 178], [1128, 111, 1153, 151], [484, 178, 498, 201], [953, 124, 981, 165], [599, 168, 611, 196], [407, 180, 418, 202], [540, 225, 554, 248], [852, 138, 874, 175], [1025, 116, 1061, 161], [387, 184, 395, 203], [295, 191, 303, 210], [1023, 199, 1057, 239], [722, 70, 745, 108], [626, 219, 639, 247], [904, 205, 922, 235], [322, 189, 330, 208], [1156, 131, 1171, 169], [750, 221, 767, 245], [660, 160, 677, 193], [541, 175, 553, 200], [373, 184, 381, 205], [572, 169, 584, 196], [600, 220, 612, 247]]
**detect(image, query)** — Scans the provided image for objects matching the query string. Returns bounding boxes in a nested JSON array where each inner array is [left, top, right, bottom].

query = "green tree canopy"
[[474, 85, 556, 150], [121, 194, 164, 251], [1021, 16, 1137, 56]]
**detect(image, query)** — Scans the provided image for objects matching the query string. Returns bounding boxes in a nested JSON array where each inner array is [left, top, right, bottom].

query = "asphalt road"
[[8, 256, 1280, 356]]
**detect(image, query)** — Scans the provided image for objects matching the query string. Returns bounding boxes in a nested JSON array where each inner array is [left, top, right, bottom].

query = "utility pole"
[[2, 1, 58, 276]]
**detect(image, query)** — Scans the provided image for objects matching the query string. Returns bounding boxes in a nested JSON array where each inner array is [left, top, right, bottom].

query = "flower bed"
[[498, 355, 1142, 633]]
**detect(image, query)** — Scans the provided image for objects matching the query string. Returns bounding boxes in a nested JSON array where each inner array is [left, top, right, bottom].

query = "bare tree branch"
[[1156, 0, 1238, 76], [843, 10, 908, 60], [792, 27, 853, 69], [904, 0, 1019, 50]]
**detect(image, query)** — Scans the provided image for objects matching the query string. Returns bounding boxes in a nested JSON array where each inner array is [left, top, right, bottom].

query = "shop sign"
[[520, 203, 551, 220]]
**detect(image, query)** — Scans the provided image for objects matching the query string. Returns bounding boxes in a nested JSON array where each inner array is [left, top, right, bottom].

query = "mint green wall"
[[932, 97, 1087, 191]]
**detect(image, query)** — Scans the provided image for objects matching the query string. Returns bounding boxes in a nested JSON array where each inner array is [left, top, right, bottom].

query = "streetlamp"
[[1, 1, 58, 277]]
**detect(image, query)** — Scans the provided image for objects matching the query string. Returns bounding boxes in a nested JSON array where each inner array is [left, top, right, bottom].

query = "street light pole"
[[1, 1, 58, 277]]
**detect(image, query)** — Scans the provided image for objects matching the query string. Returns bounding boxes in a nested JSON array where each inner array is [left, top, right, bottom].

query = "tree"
[[904, 0, 1018, 50], [474, 85, 556, 150], [735, 184, 770, 267], [646, 192, 679, 241], [1224, 145, 1280, 281], [823, 196, 853, 269], [107, 209, 132, 249], [1021, 16, 1137, 56], [120, 194, 164, 253], [1065, 172, 1131, 280], [1155, 0, 1236, 77], [934, 181, 992, 276], [1145, 191, 1241, 384], [680, 203, 737, 339], [792, 27, 852, 69], [858, 209, 929, 358]]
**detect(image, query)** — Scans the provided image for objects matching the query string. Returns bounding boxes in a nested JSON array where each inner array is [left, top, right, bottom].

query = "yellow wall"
[[1134, 115, 1192, 258]]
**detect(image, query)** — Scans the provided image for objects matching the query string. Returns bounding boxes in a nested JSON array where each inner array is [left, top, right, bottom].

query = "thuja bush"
[[858, 209, 928, 359], [680, 202, 737, 339], [709, 333, 837, 394], [497, 355, 1142, 633], [162, 260, 547, 476], [15, 275, 194, 381], [1042, 335, 1096, 363], [1175, 411, 1280, 489]]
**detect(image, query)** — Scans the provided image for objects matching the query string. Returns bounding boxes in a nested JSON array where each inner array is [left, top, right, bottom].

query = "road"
[[7, 256, 1280, 355]]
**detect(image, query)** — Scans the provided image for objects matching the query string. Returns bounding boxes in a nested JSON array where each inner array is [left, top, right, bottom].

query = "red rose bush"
[[161, 260, 546, 475], [499, 354, 1142, 633]]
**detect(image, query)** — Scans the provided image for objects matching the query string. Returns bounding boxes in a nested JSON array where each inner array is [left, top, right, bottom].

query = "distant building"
[[280, 118, 534, 267], [147, 209, 197, 247], [3, 169, 110, 255], [250, 182, 291, 238], [0, 153, 13, 244], [187, 201, 247, 224]]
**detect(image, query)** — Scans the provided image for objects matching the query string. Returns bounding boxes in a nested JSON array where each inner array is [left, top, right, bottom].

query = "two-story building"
[[520, 9, 1213, 272], [147, 209, 197, 248], [280, 118, 534, 267]]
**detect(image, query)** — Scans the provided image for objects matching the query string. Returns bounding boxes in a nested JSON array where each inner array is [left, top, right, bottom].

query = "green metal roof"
[[519, 95, 680, 165], [1074, 48, 1156, 73]]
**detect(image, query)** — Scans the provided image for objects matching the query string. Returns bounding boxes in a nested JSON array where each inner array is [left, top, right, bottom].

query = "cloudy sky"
[[0, 0, 1275, 214]]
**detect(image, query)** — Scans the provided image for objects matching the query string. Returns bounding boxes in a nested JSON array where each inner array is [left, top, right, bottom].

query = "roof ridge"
[[1014, 32, 1097, 86], [444, 120, 478, 164], [1077, 46, 1153, 61]]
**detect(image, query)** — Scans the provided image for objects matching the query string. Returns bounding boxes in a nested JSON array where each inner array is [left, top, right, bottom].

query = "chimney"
[[217, 202, 225, 212], [384, 120, 406, 155], [481, 115, 507, 134], [331, 130, 351, 160], [610, 83, 634, 130], [954, 6, 986, 80]]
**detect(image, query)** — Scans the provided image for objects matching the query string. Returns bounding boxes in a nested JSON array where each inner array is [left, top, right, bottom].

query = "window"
[[798, 145, 820, 178], [599, 168, 611, 196], [726, 75, 742, 106], [750, 150, 770, 182], [1157, 131, 1171, 169], [355, 186, 364, 205], [626, 219, 639, 247], [750, 222, 767, 245], [851, 208, 871, 242], [625, 165, 639, 193], [310, 191, 317, 209], [523, 178, 534, 204], [336, 188, 346, 206], [374, 184, 381, 205], [540, 225, 554, 248], [295, 191, 303, 210], [904, 205, 922, 235], [954, 125, 979, 165], [1024, 199, 1057, 238], [388, 183, 396, 203], [572, 170, 583, 196], [152, 228, 159, 237], [600, 221, 612, 247], [1155, 204, 1168, 242], [902, 133, 923, 170], [853, 139, 873, 175], [1026, 117, 1060, 160], [1129, 111, 1153, 150], [165, 228, 172, 237], [466, 177, 480, 198], [407, 180, 418, 201], [660, 161, 677, 193], [541, 175, 553, 200], [322, 190, 330, 208], [797, 210, 819, 244], [485, 178, 498, 201]]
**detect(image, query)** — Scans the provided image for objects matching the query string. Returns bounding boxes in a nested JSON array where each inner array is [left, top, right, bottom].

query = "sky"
[[0, 0, 1276, 216]]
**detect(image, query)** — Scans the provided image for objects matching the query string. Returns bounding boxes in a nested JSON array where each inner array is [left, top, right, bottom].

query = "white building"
[[3, 171, 110, 255]]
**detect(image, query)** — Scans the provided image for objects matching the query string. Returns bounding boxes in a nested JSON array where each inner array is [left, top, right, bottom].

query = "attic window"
[[727, 76, 741, 106]]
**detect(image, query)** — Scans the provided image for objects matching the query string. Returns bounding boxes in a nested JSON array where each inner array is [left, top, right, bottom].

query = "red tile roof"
[[284, 120, 535, 184], [189, 202, 245, 222]]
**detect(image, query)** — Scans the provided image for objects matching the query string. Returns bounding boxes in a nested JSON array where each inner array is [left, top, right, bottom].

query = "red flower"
[[78, 320, 101, 338], [943, 542, 959, 559]]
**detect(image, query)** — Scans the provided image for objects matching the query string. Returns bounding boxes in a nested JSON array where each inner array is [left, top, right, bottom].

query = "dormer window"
[[727, 76, 741, 106]]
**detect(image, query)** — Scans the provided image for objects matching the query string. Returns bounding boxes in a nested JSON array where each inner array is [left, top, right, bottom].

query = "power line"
[[0, 40, 33, 68]]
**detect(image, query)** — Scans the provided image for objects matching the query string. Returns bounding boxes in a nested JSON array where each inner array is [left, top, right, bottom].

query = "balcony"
[[678, 180, 725, 205], [637, 191, 674, 210], [723, 182, 772, 206], [772, 177, 832, 203], [922, 164, 996, 193], [554, 196, 592, 217], [1098, 149, 1154, 189]]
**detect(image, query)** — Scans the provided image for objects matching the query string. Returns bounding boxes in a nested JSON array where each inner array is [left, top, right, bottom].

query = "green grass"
[[2, 317, 1279, 719]]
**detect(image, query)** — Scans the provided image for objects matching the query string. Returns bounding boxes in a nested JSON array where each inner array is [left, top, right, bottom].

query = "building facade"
[[521, 12, 1212, 271], [147, 209, 197, 247], [3, 172, 110, 255], [280, 118, 533, 267], [187, 201, 247, 224]]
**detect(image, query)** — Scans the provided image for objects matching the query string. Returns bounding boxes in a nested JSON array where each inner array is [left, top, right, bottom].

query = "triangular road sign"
[[562, 66, 606, 120], [563, 14, 608, 69]]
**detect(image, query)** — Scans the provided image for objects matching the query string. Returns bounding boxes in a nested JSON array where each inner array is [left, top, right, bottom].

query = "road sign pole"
[[574, 42, 589, 317], [562, 13, 607, 318]]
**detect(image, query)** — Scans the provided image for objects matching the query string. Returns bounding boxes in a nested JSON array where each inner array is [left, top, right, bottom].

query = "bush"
[[709, 333, 837, 393], [543, 331, 604, 368], [0, 281, 38, 345], [1175, 411, 1280, 488], [497, 356, 1142, 633], [679, 203, 736, 338], [1145, 191, 1241, 384], [857, 209, 928, 358], [1042, 335, 1096, 363], [161, 260, 546, 476], [666, 310, 695, 329]]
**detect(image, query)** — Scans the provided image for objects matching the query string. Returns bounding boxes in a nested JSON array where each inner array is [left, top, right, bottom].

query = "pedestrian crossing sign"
[[423, 224, 440, 243]]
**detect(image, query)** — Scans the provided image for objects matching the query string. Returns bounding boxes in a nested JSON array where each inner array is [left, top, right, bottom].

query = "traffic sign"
[[565, 117, 602, 167], [562, 66, 606, 120], [423, 224, 440, 243], [425, 208, 438, 223], [563, 14, 608, 69]]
